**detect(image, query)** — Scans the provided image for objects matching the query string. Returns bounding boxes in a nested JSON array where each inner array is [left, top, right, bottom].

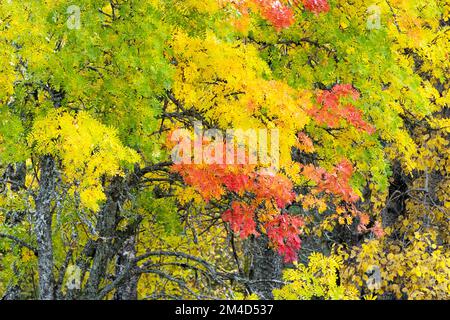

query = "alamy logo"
[[67, 5, 81, 30], [367, 5, 381, 30], [171, 121, 280, 170], [65, 265, 81, 290]]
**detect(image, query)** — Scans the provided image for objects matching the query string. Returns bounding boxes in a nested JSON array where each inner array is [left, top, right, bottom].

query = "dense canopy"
[[0, 0, 449, 300]]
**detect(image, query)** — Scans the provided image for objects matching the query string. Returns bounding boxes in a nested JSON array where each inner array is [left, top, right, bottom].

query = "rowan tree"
[[0, 0, 448, 300]]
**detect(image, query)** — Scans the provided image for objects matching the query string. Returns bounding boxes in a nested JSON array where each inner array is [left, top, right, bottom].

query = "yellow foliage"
[[273, 252, 359, 300], [170, 31, 311, 171], [339, 235, 450, 299], [29, 110, 140, 211]]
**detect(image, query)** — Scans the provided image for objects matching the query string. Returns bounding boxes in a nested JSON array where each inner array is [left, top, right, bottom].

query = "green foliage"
[[0, 0, 448, 300]]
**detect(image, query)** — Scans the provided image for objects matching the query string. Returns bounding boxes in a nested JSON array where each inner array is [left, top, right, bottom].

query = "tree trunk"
[[33, 156, 57, 300], [2, 284, 20, 300], [83, 177, 125, 299], [246, 234, 283, 299], [114, 236, 139, 300]]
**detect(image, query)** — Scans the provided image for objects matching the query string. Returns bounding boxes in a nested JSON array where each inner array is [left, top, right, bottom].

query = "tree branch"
[[0, 233, 38, 256]]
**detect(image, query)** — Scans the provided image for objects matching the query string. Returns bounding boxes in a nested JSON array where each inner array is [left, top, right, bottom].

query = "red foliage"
[[254, 173, 296, 208], [222, 173, 253, 195], [265, 214, 304, 262], [300, 0, 330, 14], [172, 164, 232, 200], [297, 131, 315, 153], [371, 221, 385, 238], [172, 164, 226, 201], [301, 159, 360, 203], [172, 164, 295, 208], [253, 0, 295, 30], [228, 0, 330, 31], [172, 163, 302, 259], [222, 202, 259, 238], [307, 84, 376, 134], [357, 220, 385, 238], [332, 83, 360, 99]]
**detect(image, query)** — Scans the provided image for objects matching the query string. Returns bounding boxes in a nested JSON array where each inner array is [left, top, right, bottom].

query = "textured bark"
[[83, 177, 126, 299], [114, 236, 138, 300], [66, 240, 96, 300], [382, 162, 409, 228], [80, 167, 149, 299], [11, 162, 26, 192], [33, 156, 57, 300], [1, 284, 20, 300], [246, 234, 283, 299]]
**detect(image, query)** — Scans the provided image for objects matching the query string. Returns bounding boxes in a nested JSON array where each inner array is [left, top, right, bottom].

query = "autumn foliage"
[[308, 84, 375, 134], [0, 0, 449, 301]]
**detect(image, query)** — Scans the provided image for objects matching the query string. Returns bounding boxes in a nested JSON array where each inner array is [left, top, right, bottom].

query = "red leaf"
[[308, 84, 375, 134], [222, 202, 259, 238], [301, 160, 360, 203], [254, 0, 295, 30], [301, 0, 330, 14], [254, 174, 296, 208], [265, 214, 304, 262], [222, 173, 251, 194]]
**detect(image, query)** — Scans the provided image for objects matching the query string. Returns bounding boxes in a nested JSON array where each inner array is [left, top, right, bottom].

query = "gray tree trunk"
[[83, 176, 126, 299], [33, 156, 57, 300], [246, 234, 283, 299], [114, 236, 139, 300], [1, 284, 20, 300]]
